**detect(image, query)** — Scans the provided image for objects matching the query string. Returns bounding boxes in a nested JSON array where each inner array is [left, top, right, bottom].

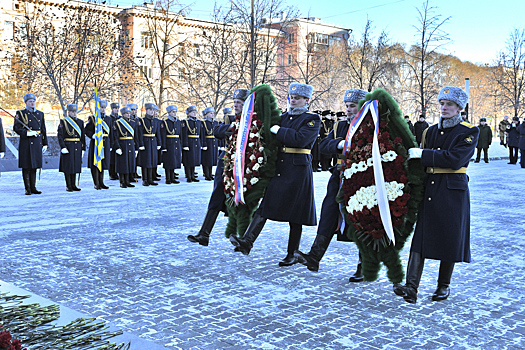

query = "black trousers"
[[475, 148, 488, 162], [509, 146, 519, 164]]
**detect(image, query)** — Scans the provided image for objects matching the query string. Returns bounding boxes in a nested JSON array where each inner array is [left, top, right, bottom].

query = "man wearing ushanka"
[[401, 86, 479, 304], [230, 82, 321, 267]]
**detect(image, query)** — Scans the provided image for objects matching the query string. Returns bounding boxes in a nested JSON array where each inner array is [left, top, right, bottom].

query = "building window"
[[328, 35, 341, 46], [178, 68, 186, 80], [140, 31, 153, 49], [287, 54, 293, 65], [194, 44, 200, 57], [309, 32, 328, 45], [3, 21, 14, 40], [139, 58, 153, 79], [287, 33, 294, 44]]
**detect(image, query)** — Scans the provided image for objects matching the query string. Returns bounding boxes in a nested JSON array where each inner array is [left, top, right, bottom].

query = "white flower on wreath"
[[258, 157, 264, 163], [246, 168, 252, 174], [346, 181, 405, 214], [259, 147, 264, 152], [250, 178, 259, 185], [249, 142, 254, 147], [250, 132, 256, 138], [250, 154, 256, 161], [253, 163, 260, 171], [382, 150, 398, 162]]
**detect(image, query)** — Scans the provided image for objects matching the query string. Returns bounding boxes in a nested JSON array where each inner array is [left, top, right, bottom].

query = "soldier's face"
[[205, 112, 215, 119], [169, 111, 177, 118], [68, 111, 77, 118], [345, 102, 358, 116], [100, 108, 106, 114], [123, 112, 130, 119], [26, 100, 36, 109], [146, 108, 155, 115], [188, 111, 197, 118], [131, 109, 137, 115], [112, 108, 119, 115], [289, 95, 308, 108], [233, 99, 244, 115], [440, 100, 461, 118]]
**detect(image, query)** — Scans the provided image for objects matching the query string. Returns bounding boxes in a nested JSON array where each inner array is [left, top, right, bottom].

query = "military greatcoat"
[[0, 118, 6, 154], [411, 121, 479, 263], [201, 119, 219, 167], [507, 122, 521, 148], [112, 117, 136, 174], [181, 117, 204, 167], [207, 121, 233, 212], [58, 117, 85, 174], [160, 117, 182, 170], [259, 110, 321, 226], [14, 108, 48, 169], [136, 115, 162, 168], [317, 120, 350, 239], [85, 114, 113, 170]]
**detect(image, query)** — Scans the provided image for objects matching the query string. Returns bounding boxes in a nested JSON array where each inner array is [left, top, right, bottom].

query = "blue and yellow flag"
[[94, 87, 104, 171]]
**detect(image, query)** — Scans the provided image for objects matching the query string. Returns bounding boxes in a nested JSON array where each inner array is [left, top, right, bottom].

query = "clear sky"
[[114, 0, 524, 65]]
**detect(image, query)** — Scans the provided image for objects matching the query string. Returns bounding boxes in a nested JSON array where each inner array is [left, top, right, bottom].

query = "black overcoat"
[[160, 118, 182, 170], [136, 115, 162, 168], [259, 111, 321, 226], [317, 120, 350, 239], [507, 122, 521, 148], [181, 118, 204, 167], [208, 122, 233, 212], [85, 114, 113, 170], [201, 119, 219, 167], [476, 124, 492, 149], [411, 121, 479, 262], [518, 123, 525, 149], [0, 118, 5, 154], [13, 108, 48, 169], [414, 120, 429, 145], [58, 117, 85, 174], [113, 117, 136, 174]]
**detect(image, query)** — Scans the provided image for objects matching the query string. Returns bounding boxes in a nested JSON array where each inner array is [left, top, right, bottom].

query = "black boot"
[[297, 234, 333, 272], [148, 168, 158, 186], [185, 166, 192, 182], [120, 173, 128, 188], [349, 252, 364, 282], [165, 169, 172, 184], [71, 174, 81, 191], [191, 166, 199, 182], [279, 223, 303, 266], [29, 169, 41, 194], [432, 261, 454, 301], [142, 167, 150, 186], [229, 212, 266, 255], [125, 174, 135, 187], [99, 171, 109, 189], [23, 169, 31, 195], [92, 168, 101, 190], [109, 163, 118, 180], [65, 173, 73, 192], [172, 170, 180, 184], [187, 210, 220, 246], [401, 252, 425, 303]]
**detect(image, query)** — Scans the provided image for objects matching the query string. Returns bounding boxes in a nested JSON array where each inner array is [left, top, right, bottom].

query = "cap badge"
[[444, 89, 450, 94], [291, 86, 296, 90]]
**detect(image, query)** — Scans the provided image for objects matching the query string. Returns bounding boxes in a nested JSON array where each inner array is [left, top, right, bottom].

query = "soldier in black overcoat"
[[201, 106, 219, 181], [399, 86, 479, 304], [85, 100, 112, 190], [127, 103, 141, 181], [136, 103, 162, 186], [113, 107, 136, 188], [517, 118, 525, 168], [13, 93, 48, 195], [160, 105, 181, 184], [230, 83, 321, 266], [474, 117, 492, 163], [58, 104, 85, 192], [506, 117, 520, 164], [181, 106, 204, 182], [0, 117, 5, 162], [188, 89, 249, 246], [108, 102, 120, 180], [297, 88, 368, 279], [319, 113, 334, 171], [414, 115, 430, 146]]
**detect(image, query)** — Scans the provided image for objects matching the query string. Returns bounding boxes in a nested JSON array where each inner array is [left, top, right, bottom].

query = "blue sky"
[[115, 0, 524, 65]]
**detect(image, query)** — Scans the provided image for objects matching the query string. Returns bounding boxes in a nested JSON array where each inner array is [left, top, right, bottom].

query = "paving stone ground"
[[0, 149, 524, 349]]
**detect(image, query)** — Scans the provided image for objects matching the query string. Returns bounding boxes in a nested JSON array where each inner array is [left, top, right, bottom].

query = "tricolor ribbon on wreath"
[[233, 92, 255, 205], [341, 100, 395, 245]]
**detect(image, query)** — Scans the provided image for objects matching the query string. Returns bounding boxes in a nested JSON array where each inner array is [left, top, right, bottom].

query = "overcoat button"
[[428, 197, 432, 201], [277, 174, 281, 176], [440, 131, 444, 135], [431, 181, 435, 184], [437, 148, 441, 150]]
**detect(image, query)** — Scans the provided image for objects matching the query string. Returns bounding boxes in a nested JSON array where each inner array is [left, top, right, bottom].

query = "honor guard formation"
[[4, 81, 522, 304]]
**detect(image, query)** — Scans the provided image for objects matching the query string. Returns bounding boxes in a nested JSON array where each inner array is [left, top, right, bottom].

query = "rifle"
[[0, 106, 32, 131]]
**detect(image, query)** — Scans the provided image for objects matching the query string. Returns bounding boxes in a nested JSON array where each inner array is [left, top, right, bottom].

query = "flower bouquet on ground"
[[336, 88, 426, 283], [0, 326, 25, 350], [222, 84, 281, 238]]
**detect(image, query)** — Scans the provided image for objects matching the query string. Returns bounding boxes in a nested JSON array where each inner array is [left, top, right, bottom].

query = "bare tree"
[[405, 0, 451, 118], [343, 19, 391, 93], [13, 0, 123, 114], [180, 4, 249, 112], [121, 0, 189, 111], [492, 27, 525, 118]]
